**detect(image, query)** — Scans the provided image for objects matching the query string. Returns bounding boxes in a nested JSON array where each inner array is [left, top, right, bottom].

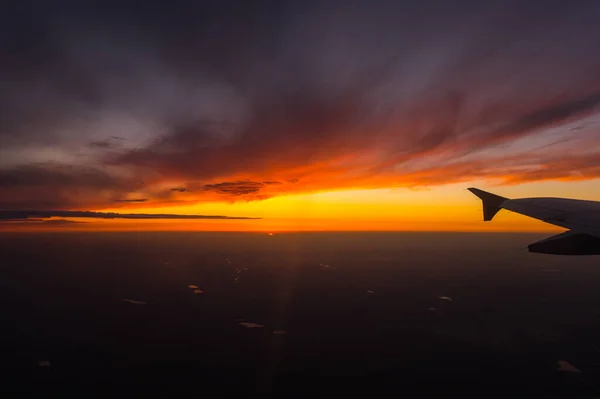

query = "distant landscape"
[[0, 232, 599, 397]]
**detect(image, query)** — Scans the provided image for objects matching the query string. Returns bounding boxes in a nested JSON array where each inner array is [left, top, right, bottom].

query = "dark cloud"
[[488, 91, 600, 140], [0, 163, 137, 209], [89, 140, 113, 149], [0, 164, 119, 188], [1, 1, 600, 209], [88, 140, 117, 150], [88, 136, 129, 151], [0, 219, 86, 227], [114, 199, 148, 203], [42, 219, 85, 225], [0, 210, 259, 221], [203, 181, 267, 196]]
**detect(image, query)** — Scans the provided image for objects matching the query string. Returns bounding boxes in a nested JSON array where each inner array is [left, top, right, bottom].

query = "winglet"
[[468, 187, 508, 222]]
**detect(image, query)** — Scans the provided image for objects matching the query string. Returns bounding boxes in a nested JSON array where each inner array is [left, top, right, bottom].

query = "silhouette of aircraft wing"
[[468, 187, 600, 255]]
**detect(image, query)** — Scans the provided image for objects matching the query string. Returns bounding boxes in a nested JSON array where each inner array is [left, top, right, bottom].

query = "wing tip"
[[467, 187, 508, 222]]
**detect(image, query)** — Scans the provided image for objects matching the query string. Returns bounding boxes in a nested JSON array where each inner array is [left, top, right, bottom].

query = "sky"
[[2, 0, 600, 232]]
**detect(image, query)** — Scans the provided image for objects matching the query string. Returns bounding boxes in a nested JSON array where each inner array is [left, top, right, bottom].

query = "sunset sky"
[[2, 0, 600, 232]]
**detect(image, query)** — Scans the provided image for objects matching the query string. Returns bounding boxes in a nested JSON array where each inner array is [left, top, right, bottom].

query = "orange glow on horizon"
[[0, 218, 562, 233], [2, 179, 598, 233]]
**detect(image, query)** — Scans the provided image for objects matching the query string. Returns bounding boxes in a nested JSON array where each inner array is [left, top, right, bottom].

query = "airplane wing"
[[468, 187, 600, 255]]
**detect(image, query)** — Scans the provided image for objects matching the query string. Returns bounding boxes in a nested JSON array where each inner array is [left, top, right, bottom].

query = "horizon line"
[[0, 229, 559, 234]]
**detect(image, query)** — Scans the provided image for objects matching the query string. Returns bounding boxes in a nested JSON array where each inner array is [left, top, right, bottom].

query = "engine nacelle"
[[528, 231, 600, 255]]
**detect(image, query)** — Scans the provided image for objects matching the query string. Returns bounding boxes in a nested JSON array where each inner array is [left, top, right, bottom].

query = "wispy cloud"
[[114, 198, 148, 203], [0, 210, 259, 221], [203, 181, 272, 196], [0, 218, 85, 224]]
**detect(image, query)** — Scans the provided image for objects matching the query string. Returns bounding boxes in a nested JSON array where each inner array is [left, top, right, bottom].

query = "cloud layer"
[[0, 210, 258, 221], [2, 0, 600, 209]]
